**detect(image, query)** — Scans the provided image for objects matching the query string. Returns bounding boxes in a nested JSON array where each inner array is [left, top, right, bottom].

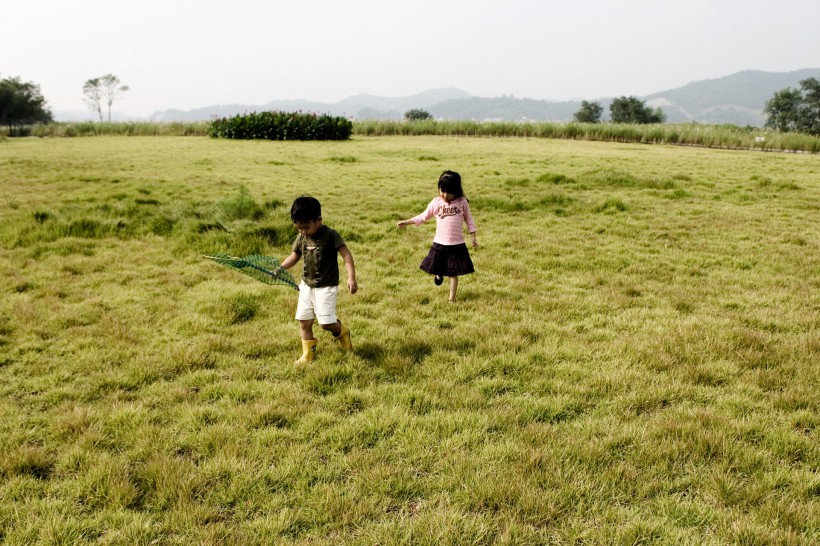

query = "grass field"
[[1, 135, 818, 545]]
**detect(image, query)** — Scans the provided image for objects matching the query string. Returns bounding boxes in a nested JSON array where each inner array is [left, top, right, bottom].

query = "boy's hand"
[[348, 279, 358, 294]]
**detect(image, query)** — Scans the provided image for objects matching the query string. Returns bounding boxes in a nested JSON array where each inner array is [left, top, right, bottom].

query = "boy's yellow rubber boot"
[[295, 339, 317, 364], [334, 323, 353, 351]]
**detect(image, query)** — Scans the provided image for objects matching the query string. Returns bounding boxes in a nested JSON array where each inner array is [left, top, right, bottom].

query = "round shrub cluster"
[[208, 111, 352, 140]]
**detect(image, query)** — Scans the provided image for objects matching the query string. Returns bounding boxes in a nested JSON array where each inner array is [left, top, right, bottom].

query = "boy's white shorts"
[[295, 283, 338, 325]]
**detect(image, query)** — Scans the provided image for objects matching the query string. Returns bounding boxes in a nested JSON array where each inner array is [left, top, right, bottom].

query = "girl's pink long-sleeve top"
[[410, 196, 476, 245]]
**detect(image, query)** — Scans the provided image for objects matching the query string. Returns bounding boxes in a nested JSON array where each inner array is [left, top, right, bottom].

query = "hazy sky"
[[6, 0, 819, 118]]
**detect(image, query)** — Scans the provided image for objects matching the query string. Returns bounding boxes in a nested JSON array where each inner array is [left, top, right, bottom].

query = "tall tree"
[[609, 96, 665, 124], [763, 88, 803, 132], [0, 76, 53, 135], [764, 78, 820, 136], [573, 100, 603, 123], [83, 74, 129, 121], [798, 77, 820, 135], [82, 77, 104, 121]]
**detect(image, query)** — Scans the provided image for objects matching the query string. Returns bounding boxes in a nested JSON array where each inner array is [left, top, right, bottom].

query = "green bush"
[[209, 111, 352, 140]]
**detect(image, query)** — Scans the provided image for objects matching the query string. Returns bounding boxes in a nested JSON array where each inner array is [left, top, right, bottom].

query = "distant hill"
[[643, 68, 820, 126], [428, 96, 581, 122], [335, 88, 473, 119], [147, 88, 472, 122], [141, 69, 820, 126], [428, 69, 820, 126], [149, 100, 332, 123]]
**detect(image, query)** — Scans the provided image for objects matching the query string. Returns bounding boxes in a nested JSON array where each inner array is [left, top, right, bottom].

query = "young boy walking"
[[279, 196, 358, 364]]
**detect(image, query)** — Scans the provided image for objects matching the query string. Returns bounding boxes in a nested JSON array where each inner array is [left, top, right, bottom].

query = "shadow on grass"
[[353, 340, 434, 380], [356, 340, 433, 364], [304, 365, 352, 396]]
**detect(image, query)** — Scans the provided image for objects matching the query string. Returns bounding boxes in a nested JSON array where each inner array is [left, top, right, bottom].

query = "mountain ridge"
[[58, 69, 820, 127], [643, 68, 820, 125]]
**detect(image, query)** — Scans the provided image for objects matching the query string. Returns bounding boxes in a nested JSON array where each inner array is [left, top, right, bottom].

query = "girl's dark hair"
[[291, 196, 322, 223], [438, 170, 465, 199]]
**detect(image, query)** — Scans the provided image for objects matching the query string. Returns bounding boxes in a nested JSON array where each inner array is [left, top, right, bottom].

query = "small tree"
[[573, 100, 603, 123], [0, 75, 53, 135], [83, 74, 129, 122], [404, 108, 432, 121], [609, 96, 665, 124]]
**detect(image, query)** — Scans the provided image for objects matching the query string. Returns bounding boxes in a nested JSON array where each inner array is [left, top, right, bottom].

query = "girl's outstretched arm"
[[397, 199, 437, 229]]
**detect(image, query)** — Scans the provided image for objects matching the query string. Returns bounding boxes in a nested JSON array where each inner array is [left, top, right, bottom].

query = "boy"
[[279, 196, 357, 364]]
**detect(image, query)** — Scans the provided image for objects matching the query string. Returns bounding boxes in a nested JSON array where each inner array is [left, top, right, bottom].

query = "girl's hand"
[[397, 220, 409, 229]]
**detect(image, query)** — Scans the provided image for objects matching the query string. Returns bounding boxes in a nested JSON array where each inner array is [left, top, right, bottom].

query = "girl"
[[397, 170, 478, 302]]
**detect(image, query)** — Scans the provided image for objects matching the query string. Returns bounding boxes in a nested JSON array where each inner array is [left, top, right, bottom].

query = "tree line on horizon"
[[571, 97, 665, 124], [0, 73, 129, 135], [2, 74, 820, 138], [564, 77, 820, 132], [407, 99, 664, 124]]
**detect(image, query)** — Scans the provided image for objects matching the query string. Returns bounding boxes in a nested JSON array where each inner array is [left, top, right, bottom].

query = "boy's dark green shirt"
[[292, 225, 346, 288]]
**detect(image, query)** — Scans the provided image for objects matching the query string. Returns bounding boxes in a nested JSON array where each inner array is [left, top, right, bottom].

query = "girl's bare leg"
[[448, 276, 458, 302]]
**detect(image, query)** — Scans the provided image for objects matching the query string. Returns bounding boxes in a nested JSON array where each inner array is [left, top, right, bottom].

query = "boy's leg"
[[321, 321, 341, 336], [324, 320, 353, 350], [299, 319, 315, 340], [295, 320, 317, 364], [295, 284, 318, 363], [312, 286, 351, 350], [449, 276, 459, 302], [295, 337, 318, 364]]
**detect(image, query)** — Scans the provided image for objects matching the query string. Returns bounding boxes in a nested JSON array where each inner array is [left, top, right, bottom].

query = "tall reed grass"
[[5, 120, 819, 152], [353, 120, 820, 153], [21, 121, 211, 137]]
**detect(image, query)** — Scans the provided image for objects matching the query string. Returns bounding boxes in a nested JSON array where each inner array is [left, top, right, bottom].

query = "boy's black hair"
[[290, 196, 322, 223], [438, 170, 465, 199]]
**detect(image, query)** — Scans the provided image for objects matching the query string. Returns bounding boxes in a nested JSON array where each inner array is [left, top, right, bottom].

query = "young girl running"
[[397, 170, 478, 302]]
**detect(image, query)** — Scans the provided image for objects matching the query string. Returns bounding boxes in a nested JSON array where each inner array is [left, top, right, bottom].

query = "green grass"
[[1, 136, 819, 544]]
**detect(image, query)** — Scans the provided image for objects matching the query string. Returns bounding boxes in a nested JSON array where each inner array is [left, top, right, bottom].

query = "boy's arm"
[[279, 251, 301, 270], [338, 245, 358, 294]]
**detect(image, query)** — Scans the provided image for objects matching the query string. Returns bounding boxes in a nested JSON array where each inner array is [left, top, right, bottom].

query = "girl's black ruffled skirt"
[[419, 242, 474, 277]]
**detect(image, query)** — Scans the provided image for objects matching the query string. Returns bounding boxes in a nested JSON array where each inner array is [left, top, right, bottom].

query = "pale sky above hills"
[[6, 0, 819, 119]]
